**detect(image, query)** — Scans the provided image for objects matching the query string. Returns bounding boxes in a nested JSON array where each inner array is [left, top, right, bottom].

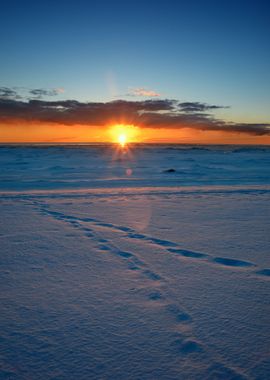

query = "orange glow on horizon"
[[0, 121, 270, 145]]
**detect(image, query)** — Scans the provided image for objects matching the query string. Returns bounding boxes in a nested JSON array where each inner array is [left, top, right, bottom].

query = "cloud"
[[178, 102, 229, 113], [0, 86, 64, 100], [55, 87, 65, 94], [0, 97, 269, 136], [128, 87, 160, 97], [29, 88, 65, 98], [0, 87, 21, 100]]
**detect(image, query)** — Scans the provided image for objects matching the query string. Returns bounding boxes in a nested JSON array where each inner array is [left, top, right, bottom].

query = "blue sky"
[[0, 0, 269, 123]]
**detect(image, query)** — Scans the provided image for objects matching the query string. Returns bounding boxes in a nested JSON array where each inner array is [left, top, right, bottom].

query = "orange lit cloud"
[[128, 87, 160, 97]]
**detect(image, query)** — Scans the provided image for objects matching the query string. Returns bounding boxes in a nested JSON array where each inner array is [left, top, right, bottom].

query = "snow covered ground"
[[1, 145, 270, 379]]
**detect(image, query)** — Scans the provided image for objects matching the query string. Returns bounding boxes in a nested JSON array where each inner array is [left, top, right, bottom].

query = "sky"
[[0, 0, 269, 143]]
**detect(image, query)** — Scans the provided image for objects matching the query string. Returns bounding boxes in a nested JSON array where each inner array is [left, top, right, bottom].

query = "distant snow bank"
[[1, 144, 270, 191]]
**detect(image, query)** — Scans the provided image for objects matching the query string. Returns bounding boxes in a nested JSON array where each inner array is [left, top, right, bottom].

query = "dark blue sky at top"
[[1, 0, 269, 122]]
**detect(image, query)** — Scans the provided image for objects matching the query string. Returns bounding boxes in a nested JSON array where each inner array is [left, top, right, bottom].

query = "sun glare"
[[109, 124, 139, 146], [118, 133, 127, 147]]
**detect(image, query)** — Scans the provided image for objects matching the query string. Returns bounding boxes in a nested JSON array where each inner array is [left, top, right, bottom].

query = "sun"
[[108, 124, 139, 146], [118, 133, 127, 147]]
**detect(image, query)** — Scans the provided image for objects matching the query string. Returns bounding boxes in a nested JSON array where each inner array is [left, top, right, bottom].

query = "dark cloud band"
[[0, 97, 269, 136]]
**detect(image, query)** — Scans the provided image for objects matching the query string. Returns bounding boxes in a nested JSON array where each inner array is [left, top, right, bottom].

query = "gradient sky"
[[0, 0, 269, 143]]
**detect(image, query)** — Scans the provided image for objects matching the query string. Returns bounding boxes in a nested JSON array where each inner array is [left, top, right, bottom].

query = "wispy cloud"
[[0, 86, 64, 100], [0, 96, 269, 135], [0, 87, 21, 100], [29, 88, 64, 98], [178, 102, 229, 113], [128, 87, 160, 97]]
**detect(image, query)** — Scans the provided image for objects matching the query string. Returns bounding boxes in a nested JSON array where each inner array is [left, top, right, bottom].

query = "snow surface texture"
[[1, 145, 270, 379]]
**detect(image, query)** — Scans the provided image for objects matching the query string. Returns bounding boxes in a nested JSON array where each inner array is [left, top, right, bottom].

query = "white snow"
[[0, 144, 270, 379]]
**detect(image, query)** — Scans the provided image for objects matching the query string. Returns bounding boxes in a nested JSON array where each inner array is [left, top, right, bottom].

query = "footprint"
[[171, 338, 203, 355], [179, 340, 203, 355], [95, 222, 115, 228], [150, 237, 178, 247], [168, 248, 208, 259], [82, 217, 96, 222], [82, 227, 93, 232], [69, 221, 80, 228], [97, 245, 110, 251], [127, 232, 147, 240], [115, 251, 133, 259], [131, 287, 163, 301], [63, 215, 77, 221], [84, 232, 94, 238], [129, 256, 146, 268], [212, 257, 255, 268], [166, 304, 192, 323], [256, 268, 270, 277], [127, 263, 140, 271], [117, 226, 133, 232], [143, 270, 162, 281], [148, 290, 163, 301]]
